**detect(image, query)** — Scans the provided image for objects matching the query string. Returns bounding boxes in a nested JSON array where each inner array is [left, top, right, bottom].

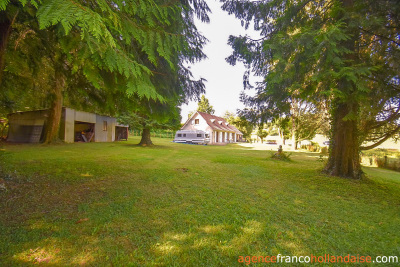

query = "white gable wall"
[[181, 113, 215, 143], [182, 113, 208, 131]]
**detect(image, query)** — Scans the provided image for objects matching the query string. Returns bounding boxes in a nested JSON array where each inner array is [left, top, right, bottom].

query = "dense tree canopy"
[[0, 0, 210, 143], [222, 0, 400, 178], [1, 0, 196, 99]]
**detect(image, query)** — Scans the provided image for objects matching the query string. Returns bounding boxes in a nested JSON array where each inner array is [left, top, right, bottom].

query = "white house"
[[181, 111, 243, 144]]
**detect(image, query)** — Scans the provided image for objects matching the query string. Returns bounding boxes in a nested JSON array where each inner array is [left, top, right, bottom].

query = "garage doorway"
[[74, 121, 95, 142]]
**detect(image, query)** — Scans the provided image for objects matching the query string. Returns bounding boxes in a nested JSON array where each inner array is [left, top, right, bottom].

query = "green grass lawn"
[[1, 137, 399, 266]]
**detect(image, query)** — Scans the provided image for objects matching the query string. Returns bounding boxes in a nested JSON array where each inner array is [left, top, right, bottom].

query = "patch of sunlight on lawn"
[[80, 172, 93, 177], [200, 225, 225, 234], [2, 137, 400, 265], [70, 253, 96, 266], [15, 244, 62, 265], [221, 220, 264, 252], [192, 237, 215, 249], [164, 232, 192, 241], [155, 241, 181, 255]]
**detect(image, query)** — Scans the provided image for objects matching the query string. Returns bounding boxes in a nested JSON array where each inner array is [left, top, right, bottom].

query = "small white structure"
[[179, 111, 243, 145]]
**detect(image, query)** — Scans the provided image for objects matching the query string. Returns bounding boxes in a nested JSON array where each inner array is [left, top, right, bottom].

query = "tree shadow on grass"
[[2, 142, 400, 266], [0, 172, 113, 265]]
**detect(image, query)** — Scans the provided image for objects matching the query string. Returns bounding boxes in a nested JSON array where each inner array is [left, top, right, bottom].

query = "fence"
[[131, 130, 175, 139]]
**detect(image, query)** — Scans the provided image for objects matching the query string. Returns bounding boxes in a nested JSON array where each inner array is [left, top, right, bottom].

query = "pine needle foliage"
[[222, 0, 400, 178], [1, 0, 209, 102]]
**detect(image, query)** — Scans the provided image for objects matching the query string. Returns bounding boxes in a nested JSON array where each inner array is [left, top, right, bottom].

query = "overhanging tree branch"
[[360, 125, 400, 150], [360, 27, 400, 47]]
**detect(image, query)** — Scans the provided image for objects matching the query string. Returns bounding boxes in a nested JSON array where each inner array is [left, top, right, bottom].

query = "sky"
[[180, 0, 259, 122]]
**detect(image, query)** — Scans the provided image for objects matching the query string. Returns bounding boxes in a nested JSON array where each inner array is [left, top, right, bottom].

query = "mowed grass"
[[0, 137, 399, 266]]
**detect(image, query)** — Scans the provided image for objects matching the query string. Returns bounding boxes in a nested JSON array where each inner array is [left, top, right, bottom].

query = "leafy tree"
[[126, 1, 209, 146], [222, 0, 400, 178], [223, 111, 253, 140], [273, 117, 291, 145], [117, 106, 182, 146], [223, 111, 236, 122], [197, 95, 215, 115], [187, 110, 194, 119], [289, 99, 330, 149], [0, 0, 209, 143], [187, 95, 215, 118], [257, 126, 268, 143]]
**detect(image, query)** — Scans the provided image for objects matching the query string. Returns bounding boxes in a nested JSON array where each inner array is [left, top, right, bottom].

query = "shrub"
[[271, 151, 292, 161], [301, 142, 321, 152], [320, 146, 328, 154]]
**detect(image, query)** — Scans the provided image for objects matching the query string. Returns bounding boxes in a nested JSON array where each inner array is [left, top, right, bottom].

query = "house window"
[[178, 134, 182, 137], [183, 134, 186, 137], [103, 121, 107, 131], [197, 134, 202, 137], [195, 119, 199, 125]]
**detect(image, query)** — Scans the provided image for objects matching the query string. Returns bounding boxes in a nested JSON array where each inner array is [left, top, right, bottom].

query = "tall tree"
[[188, 95, 215, 118], [257, 126, 268, 143], [222, 0, 400, 178], [197, 95, 215, 114], [1, 0, 209, 143], [273, 117, 291, 145], [128, 0, 209, 146]]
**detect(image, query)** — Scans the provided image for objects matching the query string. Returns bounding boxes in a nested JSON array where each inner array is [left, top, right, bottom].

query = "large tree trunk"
[[323, 0, 363, 179], [138, 128, 153, 146], [0, 13, 12, 85], [324, 102, 362, 178], [43, 67, 64, 143]]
